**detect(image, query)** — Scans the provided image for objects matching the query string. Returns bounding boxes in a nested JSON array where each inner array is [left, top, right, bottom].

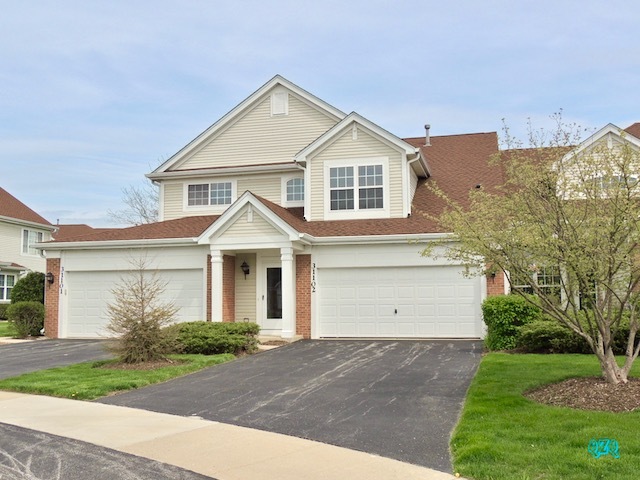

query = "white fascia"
[[34, 238, 199, 251], [0, 216, 55, 232], [147, 162, 301, 181]]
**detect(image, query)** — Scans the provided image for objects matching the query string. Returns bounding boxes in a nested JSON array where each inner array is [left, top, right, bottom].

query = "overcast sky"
[[2, 1, 638, 227]]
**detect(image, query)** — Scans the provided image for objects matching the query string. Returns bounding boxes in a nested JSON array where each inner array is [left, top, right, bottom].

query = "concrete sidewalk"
[[0, 392, 462, 480]]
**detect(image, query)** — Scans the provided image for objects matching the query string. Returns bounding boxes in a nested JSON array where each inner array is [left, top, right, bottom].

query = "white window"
[[187, 182, 233, 207], [287, 178, 304, 202], [329, 164, 384, 211], [0, 274, 15, 301], [511, 265, 562, 304], [22, 229, 43, 256]]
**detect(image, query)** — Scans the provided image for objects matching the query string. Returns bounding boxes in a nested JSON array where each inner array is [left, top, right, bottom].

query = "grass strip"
[[0, 321, 16, 337], [452, 353, 640, 480], [0, 354, 234, 400]]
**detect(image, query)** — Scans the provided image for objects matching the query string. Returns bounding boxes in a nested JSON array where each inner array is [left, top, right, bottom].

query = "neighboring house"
[[0, 187, 55, 303], [41, 75, 508, 339]]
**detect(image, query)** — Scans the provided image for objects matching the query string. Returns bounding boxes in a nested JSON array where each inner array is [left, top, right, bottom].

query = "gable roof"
[[0, 187, 52, 228], [294, 112, 429, 175], [150, 75, 346, 177], [625, 123, 640, 139]]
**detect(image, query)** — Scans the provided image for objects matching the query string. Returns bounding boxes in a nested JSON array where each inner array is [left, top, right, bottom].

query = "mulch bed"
[[525, 377, 640, 413]]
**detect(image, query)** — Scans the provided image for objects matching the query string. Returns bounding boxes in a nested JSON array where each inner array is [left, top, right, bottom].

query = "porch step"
[[257, 335, 303, 351]]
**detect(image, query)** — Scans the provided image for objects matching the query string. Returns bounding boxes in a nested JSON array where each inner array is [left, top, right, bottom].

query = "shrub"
[[7, 301, 45, 338], [10, 272, 45, 304], [517, 312, 638, 354], [482, 295, 541, 350], [165, 321, 260, 355], [105, 259, 179, 364], [0, 303, 9, 320]]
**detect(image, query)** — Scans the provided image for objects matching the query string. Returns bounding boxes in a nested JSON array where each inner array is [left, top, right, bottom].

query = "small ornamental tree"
[[105, 257, 179, 363], [10, 272, 45, 304], [423, 115, 640, 385]]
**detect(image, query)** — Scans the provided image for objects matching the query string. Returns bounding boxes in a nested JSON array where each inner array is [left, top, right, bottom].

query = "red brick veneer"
[[44, 258, 60, 338], [296, 255, 311, 338]]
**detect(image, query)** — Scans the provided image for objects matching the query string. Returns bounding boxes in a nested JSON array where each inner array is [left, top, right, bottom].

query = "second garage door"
[[64, 269, 204, 338], [317, 266, 482, 338]]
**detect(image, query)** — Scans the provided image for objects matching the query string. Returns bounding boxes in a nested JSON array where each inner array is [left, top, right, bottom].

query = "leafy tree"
[[107, 182, 159, 226], [105, 256, 179, 363], [10, 272, 45, 304], [424, 116, 640, 384]]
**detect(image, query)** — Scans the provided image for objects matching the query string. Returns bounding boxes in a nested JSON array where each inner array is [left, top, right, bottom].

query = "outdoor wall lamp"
[[46, 272, 55, 284], [241, 261, 250, 279]]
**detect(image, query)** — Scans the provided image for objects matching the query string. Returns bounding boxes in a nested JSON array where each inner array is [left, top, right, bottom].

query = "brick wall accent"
[[296, 254, 311, 338], [222, 255, 235, 323], [206, 254, 212, 322], [486, 269, 506, 296], [44, 258, 60, 339]]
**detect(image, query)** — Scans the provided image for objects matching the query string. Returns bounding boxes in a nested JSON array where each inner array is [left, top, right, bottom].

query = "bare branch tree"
[[108, 181, 159, 226]]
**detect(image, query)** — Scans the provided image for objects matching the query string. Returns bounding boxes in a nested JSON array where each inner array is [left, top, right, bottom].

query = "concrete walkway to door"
[[99, 340, 482, 473]]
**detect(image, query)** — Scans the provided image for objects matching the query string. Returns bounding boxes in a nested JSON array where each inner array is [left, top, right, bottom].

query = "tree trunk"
[[598, 349, 628, 384]]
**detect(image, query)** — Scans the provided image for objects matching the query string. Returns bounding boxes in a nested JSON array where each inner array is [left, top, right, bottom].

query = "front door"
[[262, 265, 282, 331]]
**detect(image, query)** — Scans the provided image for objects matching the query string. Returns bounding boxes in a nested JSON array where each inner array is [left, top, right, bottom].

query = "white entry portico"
[[198, 192, 307, 338]]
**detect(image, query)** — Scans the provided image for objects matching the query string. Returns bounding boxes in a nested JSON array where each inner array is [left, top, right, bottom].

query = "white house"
[[0, 187, 55, 304], [41, 75, 509, 339]]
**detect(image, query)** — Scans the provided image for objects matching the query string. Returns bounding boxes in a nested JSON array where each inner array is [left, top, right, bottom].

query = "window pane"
[[359, 187, 384, 209], [210, 182, 232, 205], [286, 178, 304, 201], [330, 189, 354, 210], [188, 184, 209, 206], [358, 164, 382, 187]]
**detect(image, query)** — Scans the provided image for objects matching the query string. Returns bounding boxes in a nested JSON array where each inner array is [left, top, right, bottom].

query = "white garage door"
[[65, 269, 204, 338], [318, 266, 481, 338]]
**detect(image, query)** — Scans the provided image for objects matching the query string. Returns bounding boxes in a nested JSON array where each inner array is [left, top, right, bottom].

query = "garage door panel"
[[65, 269, 203, 338], [318, 266, 481, 338]]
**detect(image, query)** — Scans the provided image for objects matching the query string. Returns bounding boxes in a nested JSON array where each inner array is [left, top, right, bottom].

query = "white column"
[[211, 249, 224, 322], [281, 247, 295, 338]]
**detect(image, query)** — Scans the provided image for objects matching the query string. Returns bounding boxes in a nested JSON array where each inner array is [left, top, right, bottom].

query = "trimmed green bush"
[[10, 272, 45, 304], [517, 313, 638, 354], [0, 303, 9, 320], [7, 301, 45, 338], [165, 321, 260, 355], [482, 294, 540, 350]]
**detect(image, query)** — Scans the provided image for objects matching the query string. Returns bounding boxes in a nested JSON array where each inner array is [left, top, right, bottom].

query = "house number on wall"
[[311, 262, 316, 293]]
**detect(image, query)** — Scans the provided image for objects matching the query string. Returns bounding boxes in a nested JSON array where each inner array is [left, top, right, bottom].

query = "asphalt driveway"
[[0, 340, 112, 380], [99, 340, 482, 473]]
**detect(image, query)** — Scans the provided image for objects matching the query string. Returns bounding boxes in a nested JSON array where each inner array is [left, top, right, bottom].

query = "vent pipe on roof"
[[424, 124, 431, 146]]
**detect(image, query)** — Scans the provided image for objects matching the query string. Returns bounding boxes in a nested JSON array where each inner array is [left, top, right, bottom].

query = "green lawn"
[[452, 353, 640, 480], [0, 354, 234, 400], [0, 321, 16, 337]]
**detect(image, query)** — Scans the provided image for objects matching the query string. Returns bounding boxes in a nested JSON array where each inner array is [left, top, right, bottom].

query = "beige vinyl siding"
[[235, 253, 256, 322], [309, 128, 404, 220], [161, 174, 285, 221], [175, 94, 337, 170], [409, 167, 419, 204], [221, 207, 281, 239], [237, 174, 281, 203], [0, 221, 48, 273], [161, 183, 184, 220]]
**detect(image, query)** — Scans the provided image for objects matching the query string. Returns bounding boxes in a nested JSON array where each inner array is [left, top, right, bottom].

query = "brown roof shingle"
[[625, 123, 640, 139], [0, 187, 52, 227], [48, 215, 218, 243]]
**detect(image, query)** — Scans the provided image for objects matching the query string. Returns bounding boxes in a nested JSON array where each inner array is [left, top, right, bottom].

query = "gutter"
[[0, 215, 55, 232], [298, 232, 454, 245], [34, 237, 200, 251], [147, 163, 300, 180]]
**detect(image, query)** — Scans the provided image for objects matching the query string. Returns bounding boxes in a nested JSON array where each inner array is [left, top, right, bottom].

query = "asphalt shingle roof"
[[0, 187, 52, 227]]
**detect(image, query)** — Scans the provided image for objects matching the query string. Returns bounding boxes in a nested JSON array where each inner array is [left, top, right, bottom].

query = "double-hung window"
[[187, 182, 233, 207], [0, 274, 15, 301], [511, 265, 562, 304], [328, 162, 385, 214], [22, 230, 43, 256], [286, 178, 304, 202]]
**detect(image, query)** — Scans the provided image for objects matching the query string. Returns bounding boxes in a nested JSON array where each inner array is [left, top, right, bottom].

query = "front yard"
[[0, 354, 234, 400], [453, 353, 640, 480]]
